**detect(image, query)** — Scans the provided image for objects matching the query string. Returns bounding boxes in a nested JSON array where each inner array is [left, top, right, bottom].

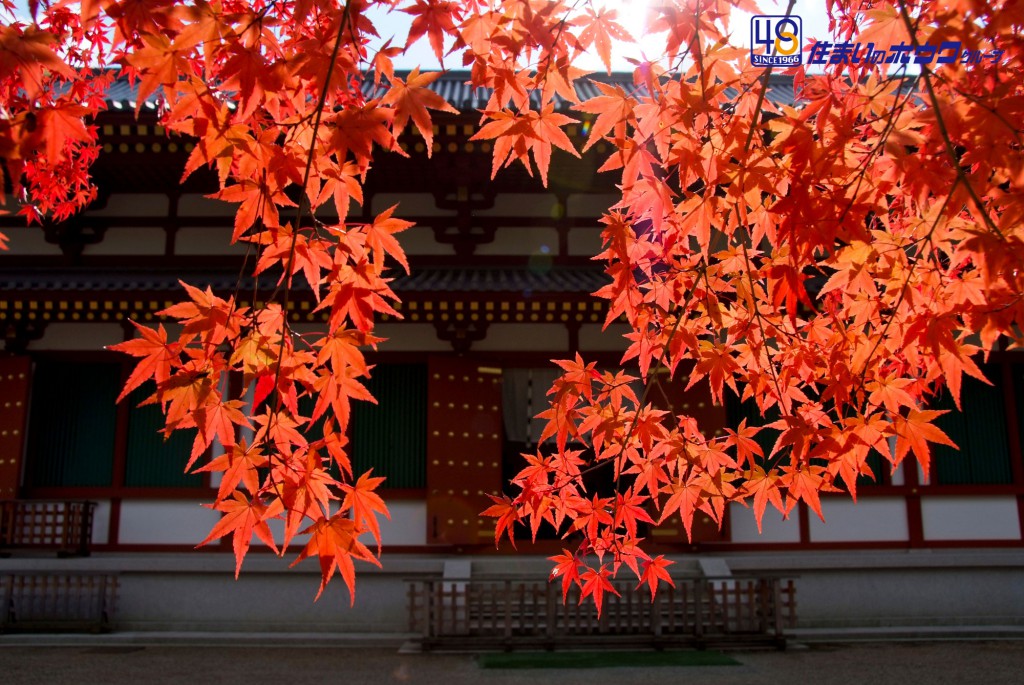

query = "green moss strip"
[[478, 650, 740, 669]]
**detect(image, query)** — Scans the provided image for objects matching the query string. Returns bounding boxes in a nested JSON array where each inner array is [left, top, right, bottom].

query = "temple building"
[[1, 73, 1021, 640]]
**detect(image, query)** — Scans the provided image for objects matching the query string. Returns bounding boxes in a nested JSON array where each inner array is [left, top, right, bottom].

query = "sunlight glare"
[[573, 0, 652, 72]]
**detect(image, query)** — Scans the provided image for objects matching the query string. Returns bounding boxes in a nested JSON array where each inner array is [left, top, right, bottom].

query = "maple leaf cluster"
[[2, 0, 1023, 612], [0, 1, 112, 228], [486, 0, 1024, 612]]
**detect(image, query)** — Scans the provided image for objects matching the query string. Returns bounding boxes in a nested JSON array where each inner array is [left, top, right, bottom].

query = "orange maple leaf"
[[401, 0, 461, 64], [579, 565, 619, 616], [471, 105, 580, 186], [198, 492, 279, 578], [743, 466, 785, 533], [482, 494, 520, 548], [381, 68, 458, 153], [893, 409, 958, 478], [548, 549, 583, 602], [196, 440, 268, 501], [293, 514, 380, 603], [636, 555, 675, 601], [0, 24, 74, 100], [108, 322, 179, 402], [576, 7, 634, 74], [573, 81, 637, 153], [365, 204, 414, 273], [341, 470, 390, 553]]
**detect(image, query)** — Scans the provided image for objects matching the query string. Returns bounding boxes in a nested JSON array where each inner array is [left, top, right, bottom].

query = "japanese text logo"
[[806, 40, 1004, 67], [752, 15, 802, 67]]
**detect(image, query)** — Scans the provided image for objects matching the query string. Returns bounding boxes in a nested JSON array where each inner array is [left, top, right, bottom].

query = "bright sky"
[[7, 1, 834, 72], [372, 0, 833, 72]]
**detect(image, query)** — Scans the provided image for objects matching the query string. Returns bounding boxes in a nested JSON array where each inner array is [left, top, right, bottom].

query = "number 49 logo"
[[751, 15, 802, 67]]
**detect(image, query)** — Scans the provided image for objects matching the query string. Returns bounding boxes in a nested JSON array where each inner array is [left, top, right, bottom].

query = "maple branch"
[[850, 178, 960, 397], [710, 0, 800, 426], [533, 0, 585, 77], [253, 5, 356, 510], [831, 73, 919, 231], [531, 260, 709, 530], [894, 0, 1005, 241], [933, 71, 1024, 144]]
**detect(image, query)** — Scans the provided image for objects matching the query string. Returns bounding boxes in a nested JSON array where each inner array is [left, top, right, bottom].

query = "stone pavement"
[[1, 641, 1022, 685]]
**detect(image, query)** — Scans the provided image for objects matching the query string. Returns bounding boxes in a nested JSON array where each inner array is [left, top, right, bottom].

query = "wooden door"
[[426, 356, 504, 545], [648, 367, 731, 545], [0, 356, 31, 497]]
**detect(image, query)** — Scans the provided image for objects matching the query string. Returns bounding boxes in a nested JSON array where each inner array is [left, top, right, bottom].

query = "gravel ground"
[[0, 642, 1022, 685]]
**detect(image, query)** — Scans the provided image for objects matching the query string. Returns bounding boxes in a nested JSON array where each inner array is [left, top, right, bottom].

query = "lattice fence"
[[408, 574, 796, 650], [0, 500, 96, 556], [1, 572, 118, 633]]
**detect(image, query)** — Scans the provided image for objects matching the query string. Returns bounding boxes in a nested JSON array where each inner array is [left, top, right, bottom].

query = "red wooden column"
[[0, 356, 31, 498], [425, 356, 504, 545]]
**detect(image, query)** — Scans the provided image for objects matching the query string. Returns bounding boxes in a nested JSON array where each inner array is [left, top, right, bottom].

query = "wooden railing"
[[0, 572, 118, 633], [0, 500, 97, 557], [407, 574, 797, 650]]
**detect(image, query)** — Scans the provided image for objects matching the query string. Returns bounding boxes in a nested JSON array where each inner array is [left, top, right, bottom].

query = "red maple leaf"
[[108, 322, 179, 402], [893, 409, 958, 478], [196, 440, 268, 501], [292, 514, 380, 603], [548, 549, 583, 602], [637, 555, 675, 601], [340, 470, 390, 553], [381, 68, 458, 152], [482, 494, 520, 549], [198, 492, 279, 578], [401, 0, 461, 64], [579, 565, 619, 616]]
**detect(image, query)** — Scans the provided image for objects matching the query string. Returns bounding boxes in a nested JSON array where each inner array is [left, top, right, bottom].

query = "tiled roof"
[[381, 71, 799, 110], [101, 71, 800, 112], [394, 266, 607, 292], [0, 266, 609, 295]]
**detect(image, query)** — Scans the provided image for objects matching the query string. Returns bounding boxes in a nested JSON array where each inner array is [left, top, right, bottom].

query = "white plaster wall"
[[91, 499, 111, 545], [85, 227, 166, 255], [175, 226, 248, 255], [474, 227, 559, 256], [474, 323, 568, 351], [568, 226, 603, 256], [372, 500, 427, 546], [10, 549, 1022, 632], [118, 500, 220, 544], [84, 193, 168, 217], [29, 323, 123, 350], [809, 497, 909, 542], [396, 225, 456, 255], [728, 502, 801, 543], [474, 193, 558, 218], [177, 193, 237, 216], [113, 562, 413, 631], [371, 193, 455, 216], [789, 562, 1024, 628], [566, 193, 619, 217], [578, 323, 630, 351], [249, 501, 426, 549], [2, 225, 62, 255], [921, 496, 1021, 540], [252, 517, 309, 550]]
